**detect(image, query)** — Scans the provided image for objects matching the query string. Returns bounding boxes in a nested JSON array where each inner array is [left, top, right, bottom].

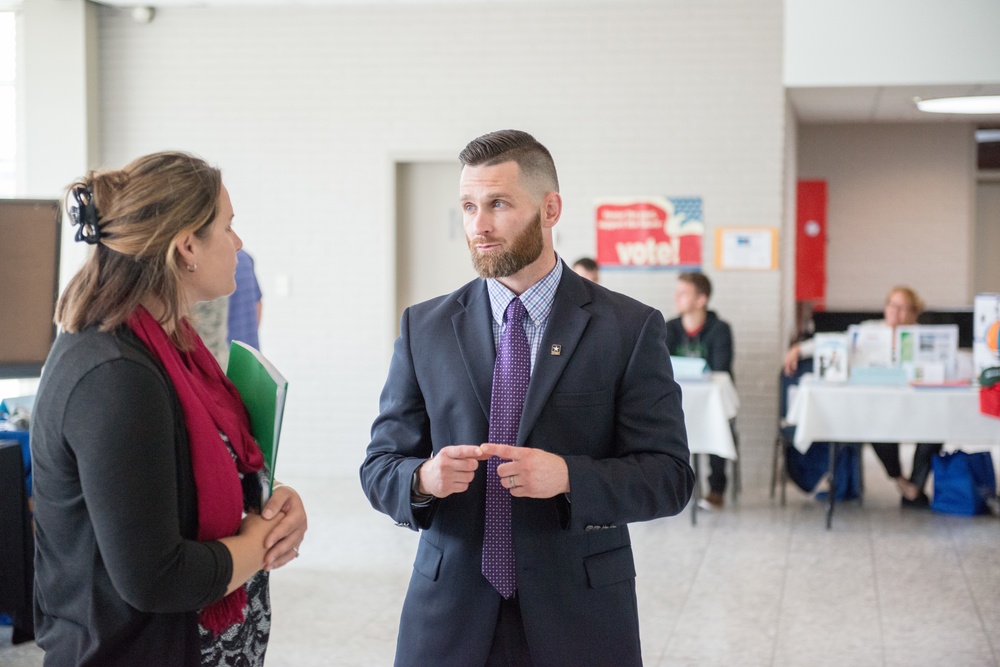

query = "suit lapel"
[[452, 280, 495, 419], [518, 269, 592, 445]]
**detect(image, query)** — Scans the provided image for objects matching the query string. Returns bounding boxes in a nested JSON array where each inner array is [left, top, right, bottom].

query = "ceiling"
[[789, 83, 1000, 124]]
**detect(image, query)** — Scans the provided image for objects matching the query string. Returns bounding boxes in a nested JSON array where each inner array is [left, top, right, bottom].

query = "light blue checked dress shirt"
[[485, 256, 563, 374]]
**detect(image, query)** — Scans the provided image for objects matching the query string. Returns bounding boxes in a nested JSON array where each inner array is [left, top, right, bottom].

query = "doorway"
[[394, 161, 475, 325], [974, 181, 1000, 294]]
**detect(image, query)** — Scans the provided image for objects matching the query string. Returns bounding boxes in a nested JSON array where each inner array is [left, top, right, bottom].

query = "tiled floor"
[[3, 447, 999, 666]]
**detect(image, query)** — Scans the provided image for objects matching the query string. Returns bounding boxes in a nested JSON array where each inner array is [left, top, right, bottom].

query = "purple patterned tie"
[[482, 297, 530, 599]]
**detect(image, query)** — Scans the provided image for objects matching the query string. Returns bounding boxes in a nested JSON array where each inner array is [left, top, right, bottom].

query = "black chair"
[[772, 358, 813, 505], [0, 440, 35, 643]]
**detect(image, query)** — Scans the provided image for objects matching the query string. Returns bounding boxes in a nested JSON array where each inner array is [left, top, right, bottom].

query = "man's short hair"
[[678, 272, 712, 300], [573, 257, 598, 272], [458, 129, 559, 194]]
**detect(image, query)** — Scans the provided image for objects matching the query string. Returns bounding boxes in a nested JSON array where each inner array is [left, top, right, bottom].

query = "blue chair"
[[773, 358, 865, 527], [772, 358, 813, 505]]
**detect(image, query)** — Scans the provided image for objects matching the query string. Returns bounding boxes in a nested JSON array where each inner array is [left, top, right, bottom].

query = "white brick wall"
[[798, 123, 976, 311], [95, 1, 785, 476]]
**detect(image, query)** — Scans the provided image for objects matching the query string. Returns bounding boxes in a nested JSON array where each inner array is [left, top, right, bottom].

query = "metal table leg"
[[826, 443, 837, 530], [691, 453, 701, 526]]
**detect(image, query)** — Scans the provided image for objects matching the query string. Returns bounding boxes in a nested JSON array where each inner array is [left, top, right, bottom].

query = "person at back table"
[[229, 249, 263, 349], [360, 129, 693, 666], [571, 256, 599, 283], [783, 285, 940, 507], [30, 152, 308, 666], [665, 272, 734, 511]]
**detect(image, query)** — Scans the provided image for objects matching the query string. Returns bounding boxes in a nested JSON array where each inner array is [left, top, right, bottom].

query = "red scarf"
[[127, 305, 264, 635]]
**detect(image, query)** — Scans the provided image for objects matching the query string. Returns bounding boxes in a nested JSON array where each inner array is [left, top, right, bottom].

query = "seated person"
[[665, 272, 734, 510], [784, 285, 941, 507], [572, 256, 599, 283]]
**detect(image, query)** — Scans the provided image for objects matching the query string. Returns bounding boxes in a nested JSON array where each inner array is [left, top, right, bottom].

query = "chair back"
[[0, 440, 34, 640], [779, 357, 813, 423]]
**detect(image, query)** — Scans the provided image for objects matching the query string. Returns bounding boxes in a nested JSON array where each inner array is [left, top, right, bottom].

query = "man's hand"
[[480, 443, 570, 498], [416, 445, 489, 498]]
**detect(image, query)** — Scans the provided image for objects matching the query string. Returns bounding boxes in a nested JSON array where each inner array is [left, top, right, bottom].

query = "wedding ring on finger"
[[291, 546, 300, 558], [510, 475, 517, 488]]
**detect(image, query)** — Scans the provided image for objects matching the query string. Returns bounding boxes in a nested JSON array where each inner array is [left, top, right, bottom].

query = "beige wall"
[[798, 123, 976, 311]]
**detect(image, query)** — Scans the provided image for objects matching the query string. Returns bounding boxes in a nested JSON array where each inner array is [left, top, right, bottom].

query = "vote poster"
[[595, 197, 703, 270]]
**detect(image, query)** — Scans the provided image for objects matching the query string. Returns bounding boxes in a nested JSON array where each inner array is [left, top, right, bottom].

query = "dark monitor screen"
[[811, 308, 974, 348], [811, 311, 883, 333], [0, 199, 61, 379]]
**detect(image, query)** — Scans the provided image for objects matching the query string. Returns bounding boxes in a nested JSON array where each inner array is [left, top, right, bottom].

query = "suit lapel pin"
[[550, 344, 562, 356]]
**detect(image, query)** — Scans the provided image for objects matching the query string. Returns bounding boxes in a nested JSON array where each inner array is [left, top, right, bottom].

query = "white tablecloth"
[[678, 372, 739, 460], [786, 379, 1000, 453]]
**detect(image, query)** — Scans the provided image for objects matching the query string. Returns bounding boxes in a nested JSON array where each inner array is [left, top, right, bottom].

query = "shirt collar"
[[486, 254, 563, 326]]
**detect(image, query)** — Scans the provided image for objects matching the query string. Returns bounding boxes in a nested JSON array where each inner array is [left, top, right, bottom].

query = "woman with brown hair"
[[31, 151, 307, 665], [783, 285, 941, 506]]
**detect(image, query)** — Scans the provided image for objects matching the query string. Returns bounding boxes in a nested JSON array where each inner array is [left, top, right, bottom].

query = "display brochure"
[[815, 332, 849, 382], [974, 293, 1000, 376], [847, 323, 894, 368], [226, 341, 288, 495], [895, 324, 959, 382], [670, 355, 709, 380]]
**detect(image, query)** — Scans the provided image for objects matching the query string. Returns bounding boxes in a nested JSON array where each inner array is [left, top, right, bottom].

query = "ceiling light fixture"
[[915, 95, 1000, 115]]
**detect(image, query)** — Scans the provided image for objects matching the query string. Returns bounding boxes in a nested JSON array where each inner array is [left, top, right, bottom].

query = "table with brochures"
[[677, 372, 739, 525], [787, 379, 1000, 452], [677, 372, 739, 460], [785, 378, 1000, 528]]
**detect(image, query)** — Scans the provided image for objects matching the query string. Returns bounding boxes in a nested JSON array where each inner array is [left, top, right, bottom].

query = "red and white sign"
[[595, 197, 703, 269]]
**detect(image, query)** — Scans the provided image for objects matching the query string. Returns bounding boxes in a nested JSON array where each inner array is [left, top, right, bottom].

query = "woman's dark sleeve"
[[63, 358, 232, 613]]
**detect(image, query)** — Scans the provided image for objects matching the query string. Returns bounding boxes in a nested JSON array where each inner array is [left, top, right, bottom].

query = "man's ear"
[[541, 192, 562, 229]]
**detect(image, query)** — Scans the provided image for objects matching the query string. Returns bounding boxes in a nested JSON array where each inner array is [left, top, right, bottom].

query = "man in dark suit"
[[360, 130, 693, 667]]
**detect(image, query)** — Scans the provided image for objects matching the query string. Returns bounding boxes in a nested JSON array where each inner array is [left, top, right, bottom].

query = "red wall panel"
[[796, 180, 827, 308]]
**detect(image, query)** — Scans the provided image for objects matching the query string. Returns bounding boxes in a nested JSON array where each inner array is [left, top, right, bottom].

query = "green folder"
[[226, 341, 288, 495]]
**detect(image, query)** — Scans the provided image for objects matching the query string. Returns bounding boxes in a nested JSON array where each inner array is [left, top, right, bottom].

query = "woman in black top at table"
[[31, 151, 308, 666], [784, 286, 941, 507]]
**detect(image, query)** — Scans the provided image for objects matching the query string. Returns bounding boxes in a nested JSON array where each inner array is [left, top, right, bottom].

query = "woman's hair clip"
[[69, 184, 104, 245]]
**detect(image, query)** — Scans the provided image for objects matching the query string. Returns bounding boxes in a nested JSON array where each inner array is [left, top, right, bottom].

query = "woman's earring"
[[187, 264, 197, 272]]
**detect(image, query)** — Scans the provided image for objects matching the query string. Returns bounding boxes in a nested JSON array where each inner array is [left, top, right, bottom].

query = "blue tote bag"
[[785, 442, 861, 501], [931, 451, 996, 516]]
